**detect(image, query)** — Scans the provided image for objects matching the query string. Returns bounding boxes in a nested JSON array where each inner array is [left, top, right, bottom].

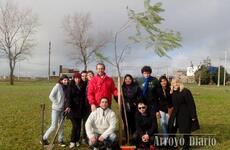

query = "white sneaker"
[[76, 141, 80, 147], [93, 148, 99, 150], [69, 142, 75, 149]]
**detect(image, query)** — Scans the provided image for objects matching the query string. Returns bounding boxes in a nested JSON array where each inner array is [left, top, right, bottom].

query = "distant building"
[[208, 66, 218, 74], [173, 69, 195, 83], [59, 65, 79, 78], [173, 70, 187, 80], [186, 66, 198, 76]]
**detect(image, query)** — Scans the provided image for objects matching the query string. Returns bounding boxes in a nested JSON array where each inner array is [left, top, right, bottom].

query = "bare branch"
[[62, 12, 110, 70], [0, 1, 39, 85]]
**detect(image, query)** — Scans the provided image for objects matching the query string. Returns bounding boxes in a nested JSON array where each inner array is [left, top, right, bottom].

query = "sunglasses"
[[138, 106, 146, 110]]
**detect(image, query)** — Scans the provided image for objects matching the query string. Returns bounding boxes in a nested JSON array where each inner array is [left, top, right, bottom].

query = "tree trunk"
[[117, 75, 123, 145], [83, 57, 87, 71], [9, 62, 14, 85], [84, 64, 87, 71]]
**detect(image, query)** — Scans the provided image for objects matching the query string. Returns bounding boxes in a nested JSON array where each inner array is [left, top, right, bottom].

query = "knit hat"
[[72, 72, 81, 79]]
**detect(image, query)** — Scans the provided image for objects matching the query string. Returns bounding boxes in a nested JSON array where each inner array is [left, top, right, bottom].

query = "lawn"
[[0, 81, 229, 150]]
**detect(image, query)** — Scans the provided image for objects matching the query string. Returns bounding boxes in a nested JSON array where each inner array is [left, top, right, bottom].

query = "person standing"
[[157, 75, 173, 146], [122, 74, 142, 142], [168, 79, 199, 150], [87, 70, 94, 81], [81, 70, 88, 83], [81, 70, 94, 144], [138, 66, 160, 115], [41, 75, 69, 147], [65, 72, 85, 148], [87, 63, 118, 111]]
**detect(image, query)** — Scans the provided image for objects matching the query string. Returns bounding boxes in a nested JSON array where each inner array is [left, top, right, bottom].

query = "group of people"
[[40, 63, 199, 150]]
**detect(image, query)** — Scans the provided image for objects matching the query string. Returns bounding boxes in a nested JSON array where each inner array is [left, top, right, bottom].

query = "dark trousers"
[[81, 112, 90, 139], [169, 125, 190, 150], [70, 117, 82, 142]]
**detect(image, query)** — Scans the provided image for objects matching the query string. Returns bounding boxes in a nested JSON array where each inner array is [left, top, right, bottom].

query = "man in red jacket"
[[87, 63, 118, 111]]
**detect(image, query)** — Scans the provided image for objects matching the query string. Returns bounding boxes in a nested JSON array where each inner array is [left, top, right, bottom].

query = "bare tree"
[[95, 21, 132, 144], [62, 12, 110, 70], [0, 2, 39, 85]]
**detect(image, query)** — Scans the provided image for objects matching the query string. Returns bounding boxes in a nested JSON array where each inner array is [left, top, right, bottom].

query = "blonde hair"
[[170, 78, 184, 94]]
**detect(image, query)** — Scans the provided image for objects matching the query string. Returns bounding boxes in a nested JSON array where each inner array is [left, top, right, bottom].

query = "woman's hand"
[[156, 112, 161, 118], [65, 107, 71, 113], [192, 118, 196, 121]]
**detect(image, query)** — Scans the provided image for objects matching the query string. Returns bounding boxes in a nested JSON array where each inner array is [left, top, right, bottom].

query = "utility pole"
[[224, 51, 227, 86], [48, 41, 51, 81], [217, 65, 220, 87]]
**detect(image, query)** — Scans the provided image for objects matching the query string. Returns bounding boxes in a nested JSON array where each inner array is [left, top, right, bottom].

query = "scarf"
[[142, 76, 154, 97]]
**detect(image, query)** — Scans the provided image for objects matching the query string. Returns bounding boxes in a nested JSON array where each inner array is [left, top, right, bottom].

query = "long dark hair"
[[58, 75, 69, 84], [122, 74, 134, 87], [159, 75, 170, 89]]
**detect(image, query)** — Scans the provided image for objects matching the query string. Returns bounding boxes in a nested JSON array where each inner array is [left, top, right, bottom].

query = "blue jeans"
[[43, 110, 64, 142], [89, 133, 117, 148], [159, 110, 169, 145]]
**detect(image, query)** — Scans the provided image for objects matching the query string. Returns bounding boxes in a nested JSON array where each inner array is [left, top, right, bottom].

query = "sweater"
[[85, 107, 117, 139], [49, 83, 65, 111]]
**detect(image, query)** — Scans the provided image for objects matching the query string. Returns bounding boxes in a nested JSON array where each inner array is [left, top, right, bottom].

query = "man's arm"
[[111, 79, 118, 97], [87, 79, 96, 106], [100, 111, 117, 139], [85, 112, 96, 139]]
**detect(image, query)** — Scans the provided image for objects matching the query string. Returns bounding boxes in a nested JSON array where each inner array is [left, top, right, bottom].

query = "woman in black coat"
[[122, 74, 142, 142], [65, 72, 85, 148], [168, 79, 199, 150], [157, 76, 173, 146], [133, 100, 158, 149]]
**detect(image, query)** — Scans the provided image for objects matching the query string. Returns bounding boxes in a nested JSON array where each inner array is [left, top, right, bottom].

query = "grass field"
[[0, 81, 230, 150]]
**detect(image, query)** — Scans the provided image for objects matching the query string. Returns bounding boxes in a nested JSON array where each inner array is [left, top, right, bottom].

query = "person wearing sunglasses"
[[133, 100, 158, 149]]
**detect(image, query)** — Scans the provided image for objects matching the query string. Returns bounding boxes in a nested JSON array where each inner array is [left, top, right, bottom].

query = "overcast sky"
[[1, 0, 230, 77]]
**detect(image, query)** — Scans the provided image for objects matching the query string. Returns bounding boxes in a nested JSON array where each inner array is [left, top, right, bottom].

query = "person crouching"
[[133, 100, 158, 149], [85, 98, 117, 150]]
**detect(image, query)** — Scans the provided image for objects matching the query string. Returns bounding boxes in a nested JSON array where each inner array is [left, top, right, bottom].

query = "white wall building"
[[186, 66, 198, 76]]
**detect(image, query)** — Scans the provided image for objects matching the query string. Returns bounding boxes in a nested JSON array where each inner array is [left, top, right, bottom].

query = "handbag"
[[191, 118, 200, 132]]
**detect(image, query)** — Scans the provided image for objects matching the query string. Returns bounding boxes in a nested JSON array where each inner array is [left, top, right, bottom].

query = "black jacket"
[[135, 110, 158, 136], [66, 81, 85, 118], [168, 88, 198, 133], [138, 77, 160, 112], [157, 87, 173, 113], [122, 82, 142, 112]]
